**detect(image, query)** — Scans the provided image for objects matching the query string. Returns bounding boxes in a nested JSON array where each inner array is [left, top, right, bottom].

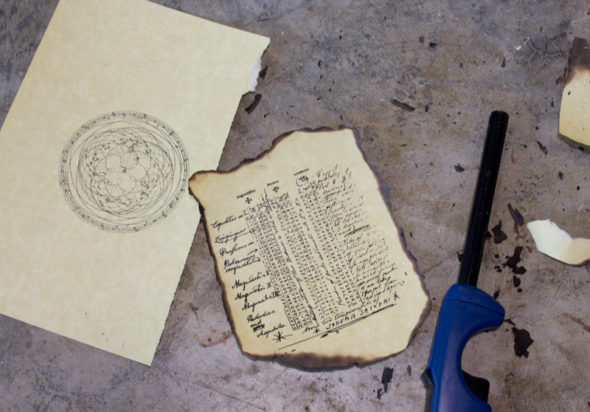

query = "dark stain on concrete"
[[491, 220, 507, 244], [199, 330, 233, 348], [507, 204, 524, 225], [390, 98, 415, 112], [511, 327, 533, 358], [377, 366, 394, 399], [503, 246, 526, 274], [189, 303, 199, 318], [536, 141, 548, 155], [512, 275, 521, 288], [245, 93, 262, 114]]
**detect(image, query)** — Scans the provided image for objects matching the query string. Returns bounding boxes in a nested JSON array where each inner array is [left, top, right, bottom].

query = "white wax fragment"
[[527, 220, 590, 265]]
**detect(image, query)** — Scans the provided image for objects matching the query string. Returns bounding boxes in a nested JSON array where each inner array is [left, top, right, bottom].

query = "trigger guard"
[[425, 284, 505, 412]]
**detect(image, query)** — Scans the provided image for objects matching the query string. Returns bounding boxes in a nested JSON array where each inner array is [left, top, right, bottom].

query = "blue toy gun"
[[424, 111, 509, 412]]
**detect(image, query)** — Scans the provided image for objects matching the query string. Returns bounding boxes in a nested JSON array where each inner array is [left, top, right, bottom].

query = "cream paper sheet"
[[0, 0, 269, 365]]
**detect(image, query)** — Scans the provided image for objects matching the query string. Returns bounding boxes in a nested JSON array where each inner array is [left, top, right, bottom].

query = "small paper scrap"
[[527, 220, 590, 265], [559, 37, 590, 146]]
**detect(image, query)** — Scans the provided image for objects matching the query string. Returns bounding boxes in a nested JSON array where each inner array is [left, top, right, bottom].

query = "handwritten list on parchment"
[[190, 129, 429, 368]]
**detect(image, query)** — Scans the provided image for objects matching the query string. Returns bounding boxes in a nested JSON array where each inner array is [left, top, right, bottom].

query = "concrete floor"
[[1, 0, 590, 410]]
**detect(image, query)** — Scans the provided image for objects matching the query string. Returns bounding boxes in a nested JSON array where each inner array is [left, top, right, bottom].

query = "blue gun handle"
[[425, 284, 505, 412]]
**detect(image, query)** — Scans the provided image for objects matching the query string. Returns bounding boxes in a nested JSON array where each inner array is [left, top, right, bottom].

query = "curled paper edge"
[[527, 219, 590, 265], [249, 55, 264, 92]]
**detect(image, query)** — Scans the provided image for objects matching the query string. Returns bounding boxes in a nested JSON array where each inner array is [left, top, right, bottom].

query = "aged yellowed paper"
[[559, 37, 590, 146], [190, 129, 429, 368], [0, 0, 268, 365]]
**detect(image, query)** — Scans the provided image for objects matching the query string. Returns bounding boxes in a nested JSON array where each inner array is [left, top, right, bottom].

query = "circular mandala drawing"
[[59, 112, 189, 232]]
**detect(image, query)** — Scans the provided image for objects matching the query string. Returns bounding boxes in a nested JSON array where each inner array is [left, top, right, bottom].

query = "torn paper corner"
[[559, 37, 590, 146], [527, 219, 590, 265]]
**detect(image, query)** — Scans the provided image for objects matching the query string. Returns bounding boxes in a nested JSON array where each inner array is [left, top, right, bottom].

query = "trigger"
[[462, 371, 490, 402]]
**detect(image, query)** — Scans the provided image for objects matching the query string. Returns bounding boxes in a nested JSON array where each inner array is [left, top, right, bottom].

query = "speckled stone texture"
[[1, 1, 589, 410]]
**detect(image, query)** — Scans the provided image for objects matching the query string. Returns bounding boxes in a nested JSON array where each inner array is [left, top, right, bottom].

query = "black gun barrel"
[[458, 111, 509, 287]]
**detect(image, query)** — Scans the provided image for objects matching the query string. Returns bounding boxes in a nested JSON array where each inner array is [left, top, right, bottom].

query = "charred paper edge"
[[564, 37, 590, 86], [189, 127, 430, 369], [558, 37, 590, 147]]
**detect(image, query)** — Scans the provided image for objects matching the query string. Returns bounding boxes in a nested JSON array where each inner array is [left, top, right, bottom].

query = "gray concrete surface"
[[1, 0, 590, 410]]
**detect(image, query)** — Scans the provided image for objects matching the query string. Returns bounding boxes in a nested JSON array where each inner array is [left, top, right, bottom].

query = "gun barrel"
[[458, 111, 509, 286]]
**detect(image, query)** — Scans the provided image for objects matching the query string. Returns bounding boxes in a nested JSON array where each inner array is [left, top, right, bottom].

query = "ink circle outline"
[[59, 111, 189, 232]]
